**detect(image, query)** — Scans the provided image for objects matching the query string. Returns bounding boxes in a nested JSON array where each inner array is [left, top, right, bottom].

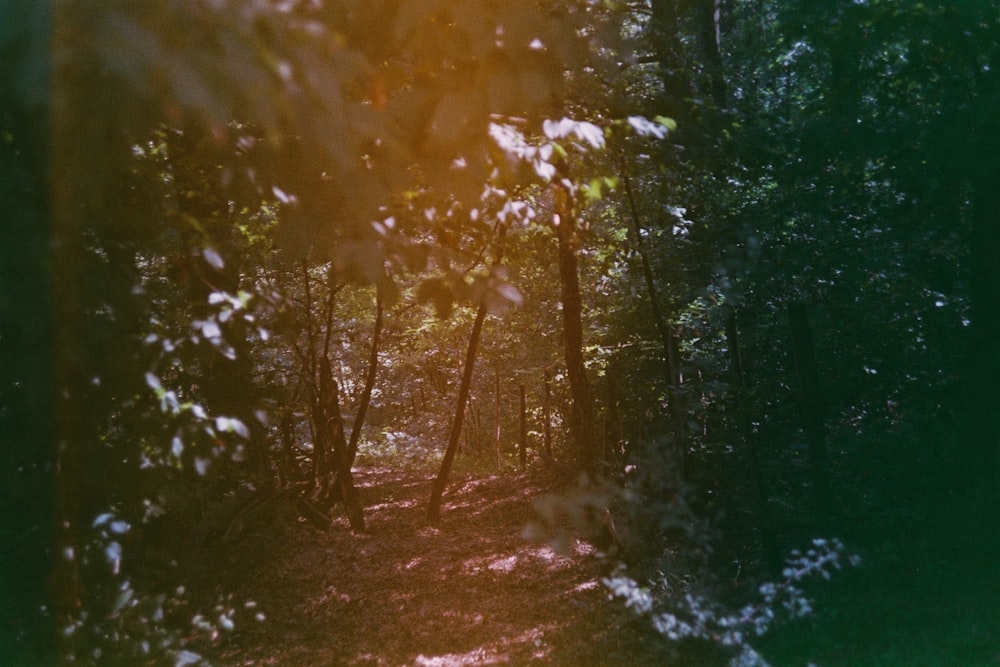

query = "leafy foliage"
[[3, 0, 997, 663], [604, 539, 860, 666]]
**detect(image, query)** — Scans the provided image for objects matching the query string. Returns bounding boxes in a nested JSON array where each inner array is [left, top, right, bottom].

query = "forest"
[[2, 1, 999, 665]]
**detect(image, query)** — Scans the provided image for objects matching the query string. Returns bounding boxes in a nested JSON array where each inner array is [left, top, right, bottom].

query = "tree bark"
[[279, 410, 295, 487], [302, 262, 324, 490], [428, 304, 489, 525], [346, 291, 383, 467], [725, 310, 778, 564], [966, 160, 1000, 501], [494, 366, 502, 464], [428, 226, 508, 524], [554, 184, 598, 470], [604, 371, 624, 470], [319, 356, 365, 531], [3, 8, 57, 658], [697, 0, 727, 110], [725, 311, 767, 506], [622, 173, 686, 473], [650, 0, 689, 124], [542, 368, 553, 460], [787, 301, 834, 519], [519, 383, 528, 471]]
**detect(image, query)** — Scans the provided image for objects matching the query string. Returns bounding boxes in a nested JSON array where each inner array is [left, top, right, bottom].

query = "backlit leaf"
[[201, 247, 224, 271]]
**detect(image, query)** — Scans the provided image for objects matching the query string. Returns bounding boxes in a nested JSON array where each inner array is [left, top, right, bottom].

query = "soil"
[[189, 466, 675, 666]]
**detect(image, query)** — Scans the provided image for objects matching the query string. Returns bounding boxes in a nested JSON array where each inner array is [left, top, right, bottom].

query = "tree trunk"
[[279, 410, 295, 486], [605, 371, 624, 471], [428, 225, 508, 524], [312, 357, 334, 495], [622, 173, 686, 473], [697, 0, 727, 110], [494, 367, 502, 465], [428, 304, 489, 525], [519, 383, 527, 471], [725, 311, 767, 506], [962, 56, 1000, 502], [966, 161, 1000, 501], [787, 301, 834, 519], [468, 398, 480, 456], [650, 0, 689, 124], [302, 261, 324, 491], [346, 291, 383, 467], [725, 310, 778, 564], [543, 369, 553, 460], [554, 184, 598, 470], [3, 12, 57, 657], [319, 356, 365, 532]]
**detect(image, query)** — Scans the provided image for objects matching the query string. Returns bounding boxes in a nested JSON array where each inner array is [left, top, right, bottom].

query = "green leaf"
[[583, 177, 604, 203], [654, 115, 678, 131], [202, 247, 224, 271], [145, 372, 164, 397]]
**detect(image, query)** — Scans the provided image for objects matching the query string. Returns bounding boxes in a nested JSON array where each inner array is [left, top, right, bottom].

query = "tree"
[[39, 0, 692, 657], [0, 5, 56, 661], [553, 179, 600, 469], [39, 1, 614, 660]]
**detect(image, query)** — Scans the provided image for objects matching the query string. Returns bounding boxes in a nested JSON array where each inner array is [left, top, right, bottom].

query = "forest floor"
[[189, 465, 675, 666]]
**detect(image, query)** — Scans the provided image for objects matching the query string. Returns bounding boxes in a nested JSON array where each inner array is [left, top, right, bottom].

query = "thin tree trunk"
[[725, 312, 767, 505], [302, 261, 324, 490], [543, 368, 553, 460], [726, 310, 778, 564], [519, 383, 527, 471], [965, 163, 1000, 501], [474, 403, 483, 456], [312, 356, 336, 503], [622, 173, 686, 472], [428, 226, 508, 524], [279, 410, 295, 486], [463, 408, 470, 455], [467, 398, 479, 456], [494, 367, 502, 464], [605, 371, 623, 469], [319, 356, 365, 531], [428, 304, 489, 525], [346, 290, 383, 467], [787, 301, 833, 519]]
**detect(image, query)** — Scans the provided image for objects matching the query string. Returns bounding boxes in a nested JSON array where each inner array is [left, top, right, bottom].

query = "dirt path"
[[194, 466, 671, 666]]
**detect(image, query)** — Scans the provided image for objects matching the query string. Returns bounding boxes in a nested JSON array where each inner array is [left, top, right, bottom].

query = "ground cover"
[[189, 467, 674, 666]]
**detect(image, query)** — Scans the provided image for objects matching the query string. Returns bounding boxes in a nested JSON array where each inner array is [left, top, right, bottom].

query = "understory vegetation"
[[3, 1, 999, 665]]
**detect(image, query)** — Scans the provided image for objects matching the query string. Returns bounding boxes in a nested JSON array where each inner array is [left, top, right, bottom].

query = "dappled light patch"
[[413, 646, 507, 667], [488, 554, 518, 574], [414, 624, 557, 666], [452, 475, 504, 496], [366, 498, 420, 514], [399, 556, 424, 572], [461, 543, 579, 578], [199, 467, 671, 666], [417, 525, 442, 540]]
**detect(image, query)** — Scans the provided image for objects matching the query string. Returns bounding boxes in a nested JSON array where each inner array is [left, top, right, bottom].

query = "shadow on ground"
[[192, 467, 674, 666]]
